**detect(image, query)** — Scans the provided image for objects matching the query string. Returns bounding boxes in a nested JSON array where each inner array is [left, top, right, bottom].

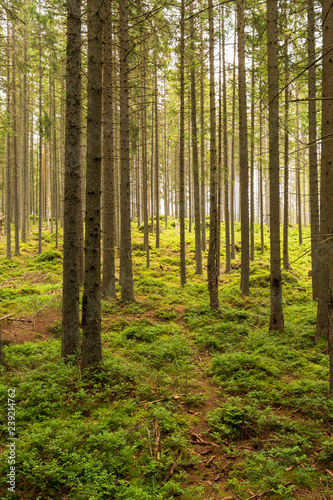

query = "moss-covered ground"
[[0, 220, 332, 499]]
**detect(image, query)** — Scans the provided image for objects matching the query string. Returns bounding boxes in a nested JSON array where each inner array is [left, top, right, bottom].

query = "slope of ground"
[[0, 220, 332, 499]]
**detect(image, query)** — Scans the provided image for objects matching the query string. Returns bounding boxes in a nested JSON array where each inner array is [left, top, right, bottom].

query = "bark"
[[207, 0, 219, 309], [6, 17, 11, 260], [81, 0, 103, 369], [322, 0, 333, 397], [307, 0, 320, 299], [119, 0, 134, 301], [62, 0, 82, 359], [259, 76, 264, 254], [179, 0, 186, 286], [295, 87, 303, 245], [283, 34, 290, 269], [237, 0, 249, 296], [222, 8, 230, 273], [101, 1, 116, 298], [141, 41, 149, 268], [267, 0, 284, 331], [22, 28, 28, 243], [250, 47, 255, 262], [190, 8, 202, 274], [230, 25, 236, 260], [38, 0, 43, 254], [200, 19, 206, 253], [12, 26, 19, 257], [155, 58, 160, 248]]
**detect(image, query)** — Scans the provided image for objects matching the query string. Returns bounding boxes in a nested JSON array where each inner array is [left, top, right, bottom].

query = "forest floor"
[[0, 219, 333, 500]]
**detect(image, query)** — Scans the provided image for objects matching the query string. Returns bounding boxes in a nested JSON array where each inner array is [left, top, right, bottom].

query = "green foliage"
[[35, 249, 62, 262]]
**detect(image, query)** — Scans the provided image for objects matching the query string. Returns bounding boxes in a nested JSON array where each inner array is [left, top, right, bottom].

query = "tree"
[[322, 0, 333, 397], [190, 4, 202, 275], [61, 0, 82, 360], [237, 0, 249, 296], [101, 0, 116, 298], [119, 0, 135, 301], [207, 0, 219, 309], [81, 0, 103, 369], [267, 0, 284, 331], [179, 0, 186, 286], [307, 0, 320, 299]]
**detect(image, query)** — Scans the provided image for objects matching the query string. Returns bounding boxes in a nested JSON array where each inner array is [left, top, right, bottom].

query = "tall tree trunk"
[[296, 87, 303, 245], [12, 26, 20, 257], [222, 8, 230, 273], [259, 76, 264, 254], [250, 44, 255, 262], [322, 0, 333, 397], [81, 0, 103, 369], [22, 28, 28, 243], [237, 0, 249, 296], [155, 58, 160, 248], [38, 0, 43, 254], [267, 0, 284, 331], [230, 25, 237, 260], [119, 0, 134, 301], [141, 41, 149, 268], [200, 19, 206, 253], [179, 0, 186, 286], [62, 0, 82, 359], [207, 0, 219, 309], [190, 7, 202, 274], [102, 2, 116, 298], [6, 17, 11, 260], [283, 33, 290, 269], [307, 0, 320, 299]]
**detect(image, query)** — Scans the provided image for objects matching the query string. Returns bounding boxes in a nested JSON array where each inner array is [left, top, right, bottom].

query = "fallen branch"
[[31, 298, 55, 319], [245, 482, 292, 500], [139, 394, 186, 405], [162, 462, 178, 484], [4, 317, 33, 323], [0, 314, 12, 321]]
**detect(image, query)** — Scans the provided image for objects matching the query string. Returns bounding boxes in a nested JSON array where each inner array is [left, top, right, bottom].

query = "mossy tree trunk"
[[81, 0, 103, 369], [61, 0, 82, 359]]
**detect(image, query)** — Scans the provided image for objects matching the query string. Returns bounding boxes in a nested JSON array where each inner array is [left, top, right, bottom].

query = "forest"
[[0, 0, 333, 498]]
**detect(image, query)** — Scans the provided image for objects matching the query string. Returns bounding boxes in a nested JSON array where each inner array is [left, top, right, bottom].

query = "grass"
[[0, 219, 332, 499]]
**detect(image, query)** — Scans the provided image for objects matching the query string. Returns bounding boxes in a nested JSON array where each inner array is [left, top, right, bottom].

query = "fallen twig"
[[0, 314, 12, 321], [31, 298, 55, 319], [154, 420, 161, 460], [245, 482, 292, 500]]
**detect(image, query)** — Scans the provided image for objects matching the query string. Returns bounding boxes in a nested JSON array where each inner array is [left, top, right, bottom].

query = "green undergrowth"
[[0, 221, 332, 499]]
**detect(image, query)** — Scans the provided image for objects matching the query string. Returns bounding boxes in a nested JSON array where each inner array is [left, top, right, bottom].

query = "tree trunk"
[[207, 0, 219, 309], [230, 25, 236, 260], [237, 0, 249, 296], [307, 0, 320, 299], [322, 0, 333, 397], [119, 0, 134, 302], [6, 17, 11, 260], [141, 41, 149, 268], [283, 33, 290, 269], [38, 0, 43, 254], [81, 0, 103, 369], [222, 8, 230, 273], [155, 58, 160, 248], [62, 0, 82, 359], [295, 87, 303, 245], [12, 26, 20, 257], [179, 0, 186, 286], [267, 0, 284, 331], [190, 8, 202, 274], [200, 19, 206, 253], [101, 1, 116, 298]]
